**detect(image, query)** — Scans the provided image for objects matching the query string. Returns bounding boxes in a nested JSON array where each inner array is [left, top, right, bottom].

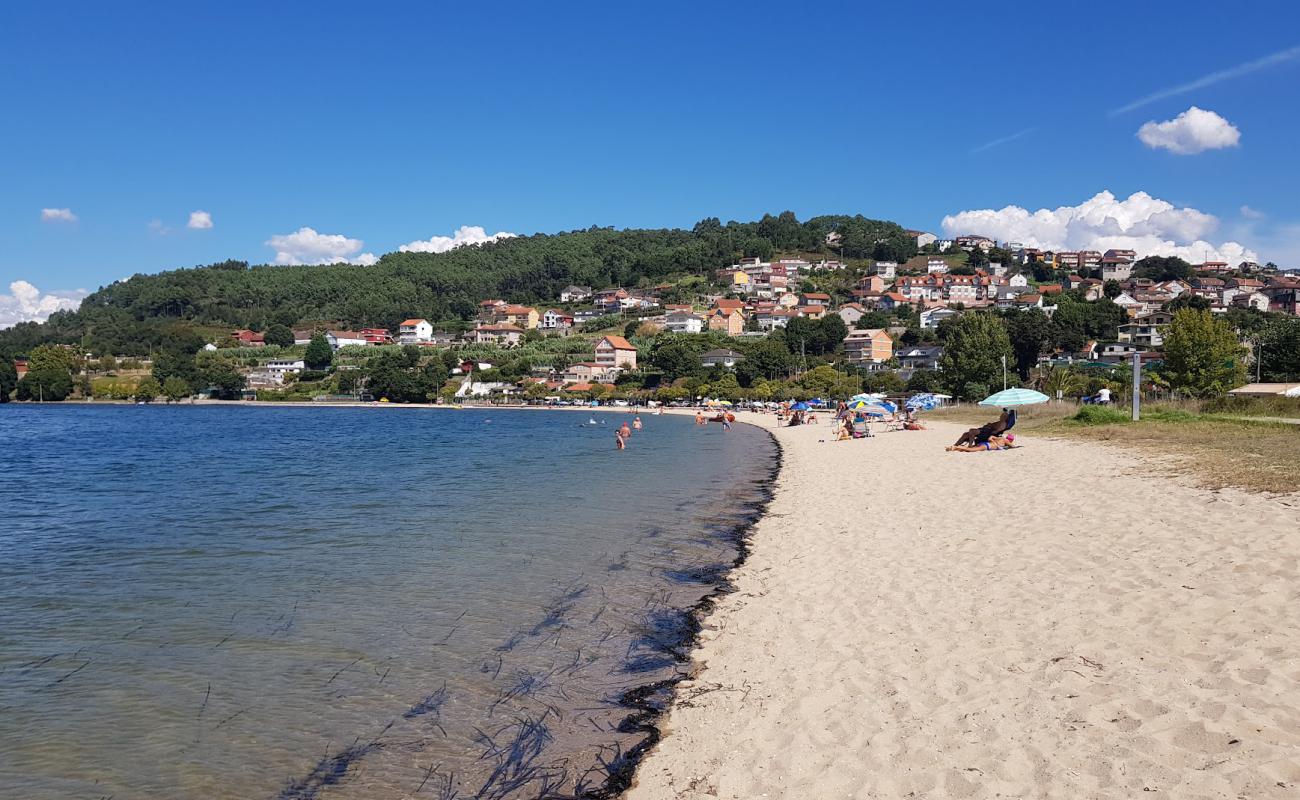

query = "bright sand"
[[629, 413, 1300, 799]]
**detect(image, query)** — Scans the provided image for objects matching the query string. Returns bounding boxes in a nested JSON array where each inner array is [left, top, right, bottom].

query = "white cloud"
[[941, 190, 1258, 264], [1137, 107, 1240, 155], [0, 280, 88, 328], [187, 210, 213, 229], [265, 226, 378, 266], [399, 225, 518, 253], [41, 208, 78, 223], [1111, 43, 1300, 115], [1240, 205, 1265, 219], [147, 219, 172, 236]]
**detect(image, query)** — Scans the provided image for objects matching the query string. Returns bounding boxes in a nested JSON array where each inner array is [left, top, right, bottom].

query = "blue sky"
[[4, 1, 1300, 322]]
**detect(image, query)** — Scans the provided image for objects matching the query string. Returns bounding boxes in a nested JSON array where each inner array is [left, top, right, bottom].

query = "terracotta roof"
[[598, 335, 635, 350], [400, 319, 427, 326], [477, 324, 524, 333]]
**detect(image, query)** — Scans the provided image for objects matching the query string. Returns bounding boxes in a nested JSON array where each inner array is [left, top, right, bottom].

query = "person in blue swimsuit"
[[946, 433, 1017, 452]]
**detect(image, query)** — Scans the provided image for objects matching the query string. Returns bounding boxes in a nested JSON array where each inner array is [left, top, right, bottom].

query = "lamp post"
[[1001, 355, 1007, 390]]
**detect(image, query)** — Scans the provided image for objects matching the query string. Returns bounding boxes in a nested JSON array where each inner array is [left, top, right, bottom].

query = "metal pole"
[[1002, 355, 1007, 390], [1131, 352, 1141, 421], [1257, 339, 1262, 382]]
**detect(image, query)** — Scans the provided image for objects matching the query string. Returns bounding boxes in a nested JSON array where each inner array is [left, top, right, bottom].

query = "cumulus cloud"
[[187, 210, 213, 229], [0, 280, 88, 328], [1137, 107, 1240, 155], [399, 225, 517, 253], [941, 190, 1258, 264], [265, 227, 378, 266], [41, 208, 78, 223]]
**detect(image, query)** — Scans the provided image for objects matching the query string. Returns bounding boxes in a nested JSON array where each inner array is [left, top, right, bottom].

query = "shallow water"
[[0, 405, 774, 799]]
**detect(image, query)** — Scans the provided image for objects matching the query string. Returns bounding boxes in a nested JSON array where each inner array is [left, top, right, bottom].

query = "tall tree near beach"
[[0, 358, 16, 401], [1004, 308, 1053, 380], [1257, 317, 1300, 381], [304, 335, 334, 370], [939, 312, 1013, 400], [1161, 309, 1247, 397]]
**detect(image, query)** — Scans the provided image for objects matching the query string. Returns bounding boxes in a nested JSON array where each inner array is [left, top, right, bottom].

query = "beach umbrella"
[[789, 401, 811, 411], [978, 388, 1050, 407], [906, 393, 940, 411], [846, 399, 872, 409], [877, 400, 898, 414]]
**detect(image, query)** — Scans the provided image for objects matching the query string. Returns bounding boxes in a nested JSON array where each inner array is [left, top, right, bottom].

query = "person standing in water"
[[632, 416, 643, 431], [619, 420, 632, 439], [615, 430, 626, 450]]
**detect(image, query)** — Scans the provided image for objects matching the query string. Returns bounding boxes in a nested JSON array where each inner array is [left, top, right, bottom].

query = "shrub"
[[1071, 406, 1130, 425]]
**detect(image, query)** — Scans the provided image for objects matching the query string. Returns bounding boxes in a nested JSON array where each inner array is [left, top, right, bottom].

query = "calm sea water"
[[0, 405, 774, 800]]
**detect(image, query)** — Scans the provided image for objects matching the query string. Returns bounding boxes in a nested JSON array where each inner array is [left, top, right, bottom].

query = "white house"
[[560, 285, 592, 302], [665, 311, 704, 334], [1008, 273, 1029, 287], [266, 359, 306, 376], [870, 261, 897, 279], [326, 330, 368, 349], [908, 230, 937, 249], [398, 318, 434, 344], [926, 257, 949, 275], [920, 307, 960, 329]]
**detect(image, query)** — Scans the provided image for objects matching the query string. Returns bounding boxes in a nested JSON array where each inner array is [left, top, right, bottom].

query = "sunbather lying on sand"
[[952, 409, 1012, 447], [947, 434, 1017, 452]]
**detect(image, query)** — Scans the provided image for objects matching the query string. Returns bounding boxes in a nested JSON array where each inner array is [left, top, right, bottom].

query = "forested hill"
[[0, 213, 916, 356]]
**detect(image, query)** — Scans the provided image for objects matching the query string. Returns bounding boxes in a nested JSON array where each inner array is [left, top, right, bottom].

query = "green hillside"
[[0, 213, 915, 356]]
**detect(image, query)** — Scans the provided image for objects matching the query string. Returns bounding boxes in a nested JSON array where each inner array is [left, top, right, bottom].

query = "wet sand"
[[629, 413, 1300, 799]]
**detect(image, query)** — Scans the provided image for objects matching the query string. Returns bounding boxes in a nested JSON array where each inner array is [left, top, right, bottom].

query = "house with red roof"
[[594, 335, 637, 371]]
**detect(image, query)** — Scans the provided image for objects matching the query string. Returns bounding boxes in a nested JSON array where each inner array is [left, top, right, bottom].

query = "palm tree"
[[1039, 365, 1084, 400]]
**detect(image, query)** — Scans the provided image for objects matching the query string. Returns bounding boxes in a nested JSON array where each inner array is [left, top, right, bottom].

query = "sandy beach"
[[628, 413, 1300, 799]]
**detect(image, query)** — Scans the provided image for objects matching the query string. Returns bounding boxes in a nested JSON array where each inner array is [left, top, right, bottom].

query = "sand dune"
[[629, 415, 1300, 799]]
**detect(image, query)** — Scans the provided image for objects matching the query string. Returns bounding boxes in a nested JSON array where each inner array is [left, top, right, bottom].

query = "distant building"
[[560, 285, 592, 302], [399, 319, 433, 344], [665, 310, 704, 334], [232, 329, 265, 347], [361, 327, 394, 345], [326, 330, 368, 349], [870, 261, 897, 279], [594, 336, 637, 371], [539, 309, 574, 331], [906, 230, 937, 249], [895, 344, 943, 372], [472, 324, 525, 346], [700, 349, 745, 369], [842, 328, 893, 365]]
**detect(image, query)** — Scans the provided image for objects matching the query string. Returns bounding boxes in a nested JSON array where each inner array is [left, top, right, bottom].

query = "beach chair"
[[852, 420, 872, 438]]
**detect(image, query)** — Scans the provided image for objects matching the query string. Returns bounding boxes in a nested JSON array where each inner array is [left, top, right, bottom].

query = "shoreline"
[[625, 414, 1300, 798]]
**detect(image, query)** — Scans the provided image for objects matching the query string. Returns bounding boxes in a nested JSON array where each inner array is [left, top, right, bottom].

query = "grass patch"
[[1070, 406, 1130, 425]]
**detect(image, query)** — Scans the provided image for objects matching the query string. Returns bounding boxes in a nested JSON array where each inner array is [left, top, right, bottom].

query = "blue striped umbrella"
[[906, 393, 940, 411], [789, 401, 811, 411], [978, 388, 1050, 407]]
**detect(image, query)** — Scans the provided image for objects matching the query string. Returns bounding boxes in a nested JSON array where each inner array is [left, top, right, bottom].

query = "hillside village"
[[5, 229, 1299, 405]]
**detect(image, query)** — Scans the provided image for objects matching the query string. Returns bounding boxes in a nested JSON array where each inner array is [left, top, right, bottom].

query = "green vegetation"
[[0, 358, 15, 401], [0, 212, 917, 359], [1162, 309, 1248, 397], [304, 335, 334, 370], [939, 312, 1012, 400]]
